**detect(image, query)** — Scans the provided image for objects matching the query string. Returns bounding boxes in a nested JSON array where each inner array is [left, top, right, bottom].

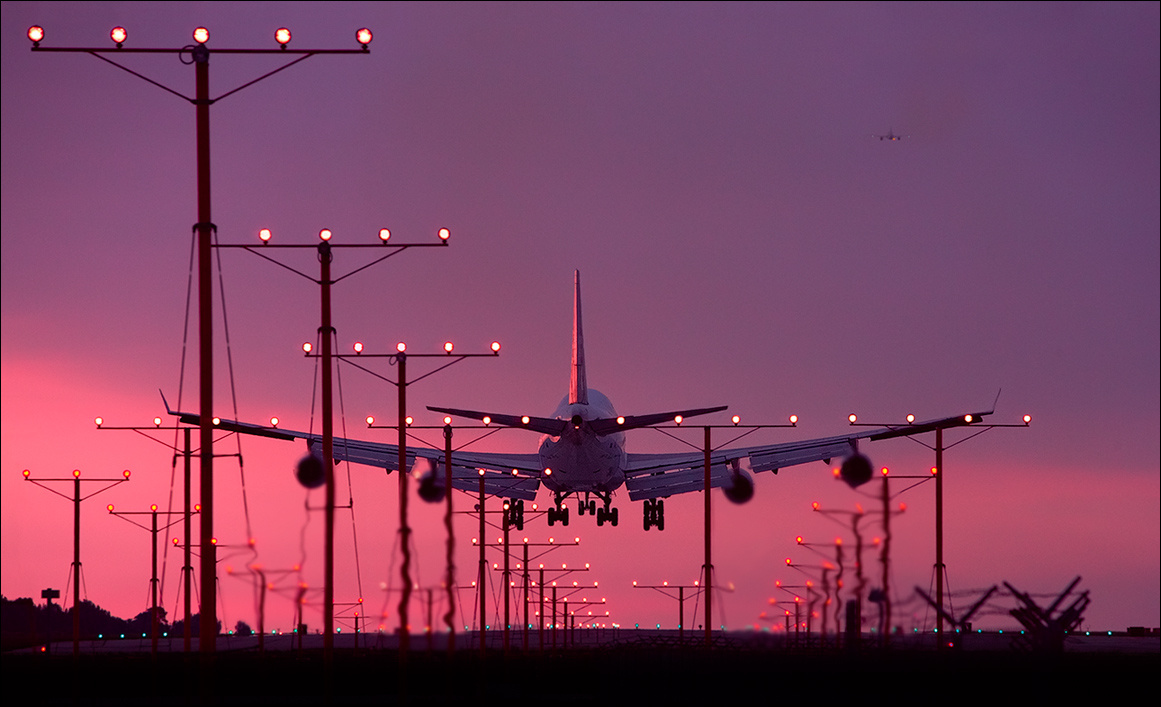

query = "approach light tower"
[[29, 24, 372, 654]]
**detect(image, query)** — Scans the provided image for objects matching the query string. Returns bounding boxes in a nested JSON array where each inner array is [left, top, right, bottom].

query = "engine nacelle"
[[417, 469, 446, 503], [722, 466, 755, 504], [840, 453, 873, 488], [295, 454, 325, 489]]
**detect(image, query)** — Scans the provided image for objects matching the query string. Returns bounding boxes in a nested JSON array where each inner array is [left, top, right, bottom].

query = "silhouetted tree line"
[[1, 595, 219, 651]]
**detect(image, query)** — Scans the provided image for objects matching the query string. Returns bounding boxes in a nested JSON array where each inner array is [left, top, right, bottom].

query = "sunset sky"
[[3, 2, 1158, 635]]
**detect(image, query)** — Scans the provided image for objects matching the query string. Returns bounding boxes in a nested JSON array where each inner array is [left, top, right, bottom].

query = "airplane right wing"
[[622, 410, 994, 501]]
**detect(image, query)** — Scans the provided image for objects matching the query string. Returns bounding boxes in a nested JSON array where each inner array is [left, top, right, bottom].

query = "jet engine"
[[412, 458, 446, 503], [722, 459, 755, 504], [417, 470, 446, 503], [839, 453, 873, 488], [296, 454, 326, 489]]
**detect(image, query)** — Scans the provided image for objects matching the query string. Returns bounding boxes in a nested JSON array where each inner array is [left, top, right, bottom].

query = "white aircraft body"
[[169, 271, 991, 530]]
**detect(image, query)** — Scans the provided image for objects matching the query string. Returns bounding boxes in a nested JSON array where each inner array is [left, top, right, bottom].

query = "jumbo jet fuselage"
[[538, 390, 627, 495]]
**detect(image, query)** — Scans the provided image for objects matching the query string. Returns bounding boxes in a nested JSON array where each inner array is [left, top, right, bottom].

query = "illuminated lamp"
[[365, 415, 375, 426], [444, 341, 454, 353], [353, 342, 364, 353], [1023, 414, 1032, 424], [674, 415, 683, 425], [73, 470, 81, 478], [123, 470, 131, 479], [438, 227, 450, 241], [379, 228, 391, 242], [491, 341, 501, 353], [259, 228, 272, 243], [521, 416, 530, 425], [154, 417, 163, 427], [405, 416, 414, 426], [356, 28, 372, 47], [192, 27, 209, 44], [95, 417, 104, 427], [110, 27, 127, 47], [906, 414, 915, 423], [848, 414, 857, 423], [28, 26, 45, 46], [396, 342, 406, 353], [732, 415, 740, 426], [269, 417, 279, 428], [107, 504, 115, 512], [482, 416, 491, 426], [275, 28, 291, 47], [789, 414, 798, 424], [319, 228, 332, 241]]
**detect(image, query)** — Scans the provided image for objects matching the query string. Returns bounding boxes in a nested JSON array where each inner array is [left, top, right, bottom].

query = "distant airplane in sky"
[[872, 128, 908, 141], [168, 271, 990, 530]]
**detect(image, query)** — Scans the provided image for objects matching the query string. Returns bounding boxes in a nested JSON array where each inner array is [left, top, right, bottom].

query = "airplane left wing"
[[164, 405, 541, 500]]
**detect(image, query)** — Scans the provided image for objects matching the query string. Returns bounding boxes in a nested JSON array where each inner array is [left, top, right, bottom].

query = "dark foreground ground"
[[4, 632, 1157, 706]]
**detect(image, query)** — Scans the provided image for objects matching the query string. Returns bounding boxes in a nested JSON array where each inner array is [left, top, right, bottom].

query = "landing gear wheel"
[[656, 499, 665, 531], [588, 500, 597, 514], [560, 505, 570, 526], [596, 507, 606, 527], [548, 507, 557, 526], [610, 507, 619, 527]]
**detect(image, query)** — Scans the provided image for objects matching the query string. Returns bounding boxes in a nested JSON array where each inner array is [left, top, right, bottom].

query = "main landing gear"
[[577, 492, 618, 527], [547, 492, 570, 527], [643, 498, 665, 531]]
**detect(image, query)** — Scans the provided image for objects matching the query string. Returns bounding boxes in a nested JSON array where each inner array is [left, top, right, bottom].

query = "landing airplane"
[[872, 128, 908, 141], [167, 271, 992, 530]]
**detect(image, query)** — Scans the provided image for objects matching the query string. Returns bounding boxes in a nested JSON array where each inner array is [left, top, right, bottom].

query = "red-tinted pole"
[[502, 502, 511, 654], [703, 426, 712, 647], [478, 476, 486, 655], [183, 428, 192, 653], [398, 353, 411, 651], [194, 44, 216, 656], [320, 242, 335, 654], [444, 424, 456, 655], [151, 508, 159, 658], [72, 475, 81, 656], [935, 427, 944, 643]]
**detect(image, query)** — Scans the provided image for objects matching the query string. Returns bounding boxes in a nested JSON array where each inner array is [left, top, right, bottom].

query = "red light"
[[259, 228, 272, 243], [366, 415, 375, 426], [275, 28, 291, 46], [192, 27, 209, 44], [303, 342, 313, 353], [731, 415, 740, 425], [444, 341, 454, 353], [28, 26, 45, 44], [396, 342, 406, 353], [444, 416, 452, 425], [150, 504, 158, 512], [110, 27, 127, 46], [674, 415, 683, 425], [95, 417, 103, 427], [107, 504, 115, 512], [789, 414, 798, 424], [353, 342, 364, 354], [22, 469, 30, 478], [881, 467, 889, 476], [154, 417, 163, 427], [931, 466, 938, 476], [491, 341, 501, 352], [379, 228, 391, 241], [521, 416, 530, 424], [785, 558, 792, 565], [848, 414, 857, 423], [438, 227, 450, 241], [269, 417, 279, 428], [356, 28, 372, 46], [319, 228, 332, 241], [194, 504, 202, 512], [73, 470, 81, 478], [795, 536, 803, 544]]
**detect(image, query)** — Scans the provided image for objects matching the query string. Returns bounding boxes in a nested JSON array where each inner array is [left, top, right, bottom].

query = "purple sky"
[[3, 2, 1158, 635]]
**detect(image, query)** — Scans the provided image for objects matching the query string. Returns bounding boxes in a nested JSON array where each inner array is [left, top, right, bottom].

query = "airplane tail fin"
[[570, 270, 588, 405]]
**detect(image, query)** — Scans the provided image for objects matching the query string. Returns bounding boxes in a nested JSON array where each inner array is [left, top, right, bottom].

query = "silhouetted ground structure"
[[3, 631, 1157, 706]]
